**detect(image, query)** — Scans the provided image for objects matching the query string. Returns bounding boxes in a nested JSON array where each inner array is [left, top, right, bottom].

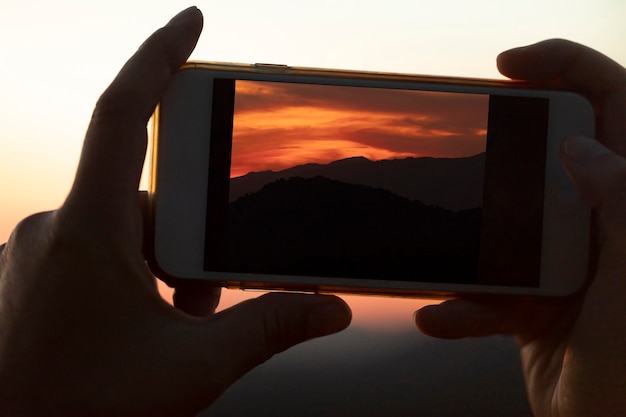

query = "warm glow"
[[1, 0, 624, 336], [230, 137, 420, 178], [157, 280, 441, 331], [231, 80, 488, 177]]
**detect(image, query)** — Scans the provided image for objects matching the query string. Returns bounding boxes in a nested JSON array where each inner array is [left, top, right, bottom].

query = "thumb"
[[195, 293, 351, 394], [560, 135, 626, 246], [215, 292, 351, 357]]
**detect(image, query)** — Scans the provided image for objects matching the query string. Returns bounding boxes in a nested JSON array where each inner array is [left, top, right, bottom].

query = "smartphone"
[[149, 62, 594, 297]]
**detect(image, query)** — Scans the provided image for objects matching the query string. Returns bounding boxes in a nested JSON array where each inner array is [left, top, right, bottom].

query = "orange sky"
[[230, 80, 489, 177], [157, 280, 441, 331]]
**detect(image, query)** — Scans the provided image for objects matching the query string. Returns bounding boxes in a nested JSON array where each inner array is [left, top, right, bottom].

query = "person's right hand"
[[415, 40, 626, 417], [0, 8, 351, 417]]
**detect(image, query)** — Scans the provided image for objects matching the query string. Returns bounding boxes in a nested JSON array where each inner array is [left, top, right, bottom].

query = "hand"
[[0, 7, 351, 417], [415, 40, 626, 417]]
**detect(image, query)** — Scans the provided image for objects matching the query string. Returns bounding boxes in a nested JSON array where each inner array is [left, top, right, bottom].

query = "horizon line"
[[231, 151, 486, 180]]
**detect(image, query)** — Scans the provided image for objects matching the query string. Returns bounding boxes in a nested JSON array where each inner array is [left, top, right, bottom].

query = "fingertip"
[[413, 300, 509, 339], [168, 6, 204, 46], [412, 306, 428, 333], [167, 6, 203, 26], [306, 296, 352, 338], [560, 135, 611, 166], [172, 281, 221, 317], [496, 41, 535, 76], [155, 6, 204, 74], [495, 45, 523, 67], [496, 39, 579, 82], [413, 304, 449, 337]]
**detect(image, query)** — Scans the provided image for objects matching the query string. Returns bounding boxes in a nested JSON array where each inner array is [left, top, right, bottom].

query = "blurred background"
[[1, 1, 624, 415]]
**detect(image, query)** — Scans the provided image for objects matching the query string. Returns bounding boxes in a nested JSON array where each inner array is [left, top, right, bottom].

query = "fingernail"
[[168, 6, 200, 26], [562, 135, 612, 164], [307, 301, 352, 337]]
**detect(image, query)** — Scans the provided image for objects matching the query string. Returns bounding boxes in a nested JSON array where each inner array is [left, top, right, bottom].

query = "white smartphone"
[[149, 62, 594, 298]]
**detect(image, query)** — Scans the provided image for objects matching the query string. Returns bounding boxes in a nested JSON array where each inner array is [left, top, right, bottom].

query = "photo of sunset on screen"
[[203, 79, 548, 287]]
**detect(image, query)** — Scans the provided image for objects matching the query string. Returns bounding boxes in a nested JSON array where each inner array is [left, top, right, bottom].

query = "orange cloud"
[[231, 80, 488, 177]]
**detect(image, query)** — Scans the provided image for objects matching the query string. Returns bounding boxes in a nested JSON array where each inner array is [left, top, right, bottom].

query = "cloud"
[[231, 80, 488, 176], [234, 80, 488, 117]]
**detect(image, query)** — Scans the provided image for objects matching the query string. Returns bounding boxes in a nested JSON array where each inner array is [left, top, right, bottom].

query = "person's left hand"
[[0, 7, 351, 417], [415, 39, 626, 417]]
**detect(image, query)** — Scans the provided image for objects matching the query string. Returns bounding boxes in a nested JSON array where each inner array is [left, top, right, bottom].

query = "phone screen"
[[204, 79, 548, 287]]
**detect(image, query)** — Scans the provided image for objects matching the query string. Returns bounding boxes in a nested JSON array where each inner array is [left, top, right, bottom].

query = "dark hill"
[[224, 176, 481, 283], [229, 153, 485, 211]]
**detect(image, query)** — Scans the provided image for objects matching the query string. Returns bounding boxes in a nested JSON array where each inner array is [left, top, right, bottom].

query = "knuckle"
[[262, 306, 289, 357], [92, 88, 134, 124], [260, 298, 306, 357], [2, 211, 61, 272], [19, 209, 105, 260], [6, 211, 55, 249], [9, 210, 126, 281]]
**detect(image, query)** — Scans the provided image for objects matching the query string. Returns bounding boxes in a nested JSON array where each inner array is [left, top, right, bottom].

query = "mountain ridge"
[[230, 153, 485, 210], [223, 176, 481, 283]]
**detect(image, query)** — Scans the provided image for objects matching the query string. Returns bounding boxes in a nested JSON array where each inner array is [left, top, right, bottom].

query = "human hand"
[[0, 7, 351, 417], [415, 40, 626, 417]]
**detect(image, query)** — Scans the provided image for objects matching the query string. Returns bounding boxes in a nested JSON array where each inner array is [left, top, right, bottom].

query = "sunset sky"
[[231, 80, 488, 177], [1, 1, 625, 330]]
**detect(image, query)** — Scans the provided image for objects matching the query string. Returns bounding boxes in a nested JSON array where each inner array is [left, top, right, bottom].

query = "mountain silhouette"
[[223, 176, 481, 283], [230, 153, 485, 211]]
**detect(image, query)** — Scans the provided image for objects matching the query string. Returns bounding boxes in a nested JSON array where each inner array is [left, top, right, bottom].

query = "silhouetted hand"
[[415, 40, 626, 417], [0, 7, 351, 417]]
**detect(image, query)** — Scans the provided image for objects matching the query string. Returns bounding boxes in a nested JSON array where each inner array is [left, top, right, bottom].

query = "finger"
[[414, 299, 528, 339], [497, 39, 625, 98], [497, 39, 626, 154], [64, 7, 203, 218], [414, 298, 571, 344], [173, 281, 221, 317], [560, 135, 626, 248], [195, 293, 351, 390]]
